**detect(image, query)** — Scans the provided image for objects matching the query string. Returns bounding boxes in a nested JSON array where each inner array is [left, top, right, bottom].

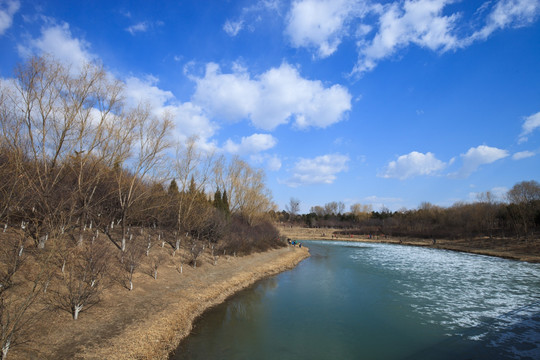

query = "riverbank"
[[10, 245, 309, 360], [279, 225, 540, 263]]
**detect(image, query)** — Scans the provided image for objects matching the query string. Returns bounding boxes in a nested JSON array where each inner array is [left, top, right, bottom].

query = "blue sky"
[[1, 0, 539, 213]]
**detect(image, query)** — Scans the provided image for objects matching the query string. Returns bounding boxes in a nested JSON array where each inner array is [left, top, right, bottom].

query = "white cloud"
[[14, 20, 219, 151], [191, 62, 352, 130], [18, 23, 95, 72], [285, 0, 370, 57], [223, 0, 281, 36], [470, 0, 540, 41], [284, 154, 349, 187], [0, 0, 19, 35], [381, 151, 446, 179], [224, 133, 277, 155], [355, 0, 459, 74], [512, 150, 536, 160], [267, 155, 282, 171], [223, 19, 244, 36], [454, 145, 509, 177], [126, 20, 164, 35], [124, 76, 174, 110], [126, 21, 149, 35], [518, 111, 540, 143], [123, 76, 218, 148], [250, 153, 282, 171], [276, 0, 539, 75]]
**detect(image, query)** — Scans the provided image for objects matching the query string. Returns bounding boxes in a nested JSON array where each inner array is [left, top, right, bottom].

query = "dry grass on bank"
[[9, 245, 309, 360], [278, 225, 540, 263]]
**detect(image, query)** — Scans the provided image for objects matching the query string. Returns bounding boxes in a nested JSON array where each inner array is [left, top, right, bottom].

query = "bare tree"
[[173, 136, 216, 250], [506, 180, 540, 239], [216, 157, 275, 225], [0, 233, 52, 359], [119, 236, 145, 291], [285, 197, 300, 219], [49, 242, 110, 320]]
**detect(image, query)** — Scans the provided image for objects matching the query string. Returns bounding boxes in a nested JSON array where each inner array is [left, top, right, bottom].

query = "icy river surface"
[[171, 241, 540, 360]]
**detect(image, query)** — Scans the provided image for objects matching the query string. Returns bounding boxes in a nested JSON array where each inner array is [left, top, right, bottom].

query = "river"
[[171, 241, 540, 360]]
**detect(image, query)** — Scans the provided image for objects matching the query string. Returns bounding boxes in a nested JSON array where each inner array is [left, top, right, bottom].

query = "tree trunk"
[[73, 304, 83, 320], [2, 338, 10, 360]]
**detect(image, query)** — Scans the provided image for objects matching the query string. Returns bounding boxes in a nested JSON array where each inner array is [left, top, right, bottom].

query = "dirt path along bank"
[[10, 246, 309, 360]]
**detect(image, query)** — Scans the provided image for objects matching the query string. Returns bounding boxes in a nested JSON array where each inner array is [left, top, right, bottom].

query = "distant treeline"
[[275, 181, 540, 240]]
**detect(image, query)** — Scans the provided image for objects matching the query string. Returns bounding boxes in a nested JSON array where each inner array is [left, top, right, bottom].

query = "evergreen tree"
[[188, 175, 196, 194], [168, 179, 179, 196], [214, 188, 222, 209], [222, 190, 230, 215]]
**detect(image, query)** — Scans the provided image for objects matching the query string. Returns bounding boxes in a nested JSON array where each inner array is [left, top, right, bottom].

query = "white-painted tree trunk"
[[73, 304, 83, 320], [2, 338, 11, 360], [3, 223, 6, 232]]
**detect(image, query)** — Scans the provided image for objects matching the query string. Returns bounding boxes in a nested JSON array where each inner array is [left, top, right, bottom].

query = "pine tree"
[[213, 188, 222, 209], [168, 179, 179, 196], [222, 190, 230, 215], [188, 175, 196, 194]]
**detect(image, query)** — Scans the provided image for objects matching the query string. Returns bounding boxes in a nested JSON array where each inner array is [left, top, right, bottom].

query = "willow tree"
[[215, 156, 275, 225], [173, 136, 216, 252]]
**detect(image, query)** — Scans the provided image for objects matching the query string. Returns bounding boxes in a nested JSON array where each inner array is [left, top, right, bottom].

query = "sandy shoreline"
[[11, 246, 309, 360], [279, 225, 540, 263]]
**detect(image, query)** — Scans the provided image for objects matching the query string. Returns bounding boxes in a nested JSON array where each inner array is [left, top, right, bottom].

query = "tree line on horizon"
[[0, 56, 282, 358], [278, 180, 540, 241]]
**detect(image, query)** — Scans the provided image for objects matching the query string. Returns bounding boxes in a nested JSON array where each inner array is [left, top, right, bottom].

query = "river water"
[[171, 241, 540, 360]]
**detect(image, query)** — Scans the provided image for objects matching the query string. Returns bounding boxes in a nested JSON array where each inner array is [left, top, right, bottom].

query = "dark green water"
[[171, 241, 540, 360]]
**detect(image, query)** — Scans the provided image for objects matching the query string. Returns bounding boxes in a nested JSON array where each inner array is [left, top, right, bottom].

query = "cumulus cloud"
[[191, 62, 351, 130], [355, 0, 459, 74], [518, 111, 540, 143], [284, 154, 349, 187], [454, 145, 509, 177], [286, 0, 371, 57], [282, 0, 540, 75], [381, 151, 446, 179], [124, 75, 174, 109], [123, 76, 218, 148], [17, 23, 95, 72], [224, 133, 277, 155], [0, 0, 19, 35], [512, 150, 536, 160]]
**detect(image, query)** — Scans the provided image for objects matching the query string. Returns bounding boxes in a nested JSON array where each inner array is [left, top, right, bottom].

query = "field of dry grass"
[[9, 245, 309, 360], [278, 225, 540, 263]]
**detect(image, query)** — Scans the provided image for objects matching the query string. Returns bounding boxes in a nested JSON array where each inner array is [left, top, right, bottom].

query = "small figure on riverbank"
[[299, 243, 302, 248]]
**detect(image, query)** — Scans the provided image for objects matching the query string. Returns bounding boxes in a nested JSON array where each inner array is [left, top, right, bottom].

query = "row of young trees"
[[0, 56, 281, 359], [279, 181, 540, 240]]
